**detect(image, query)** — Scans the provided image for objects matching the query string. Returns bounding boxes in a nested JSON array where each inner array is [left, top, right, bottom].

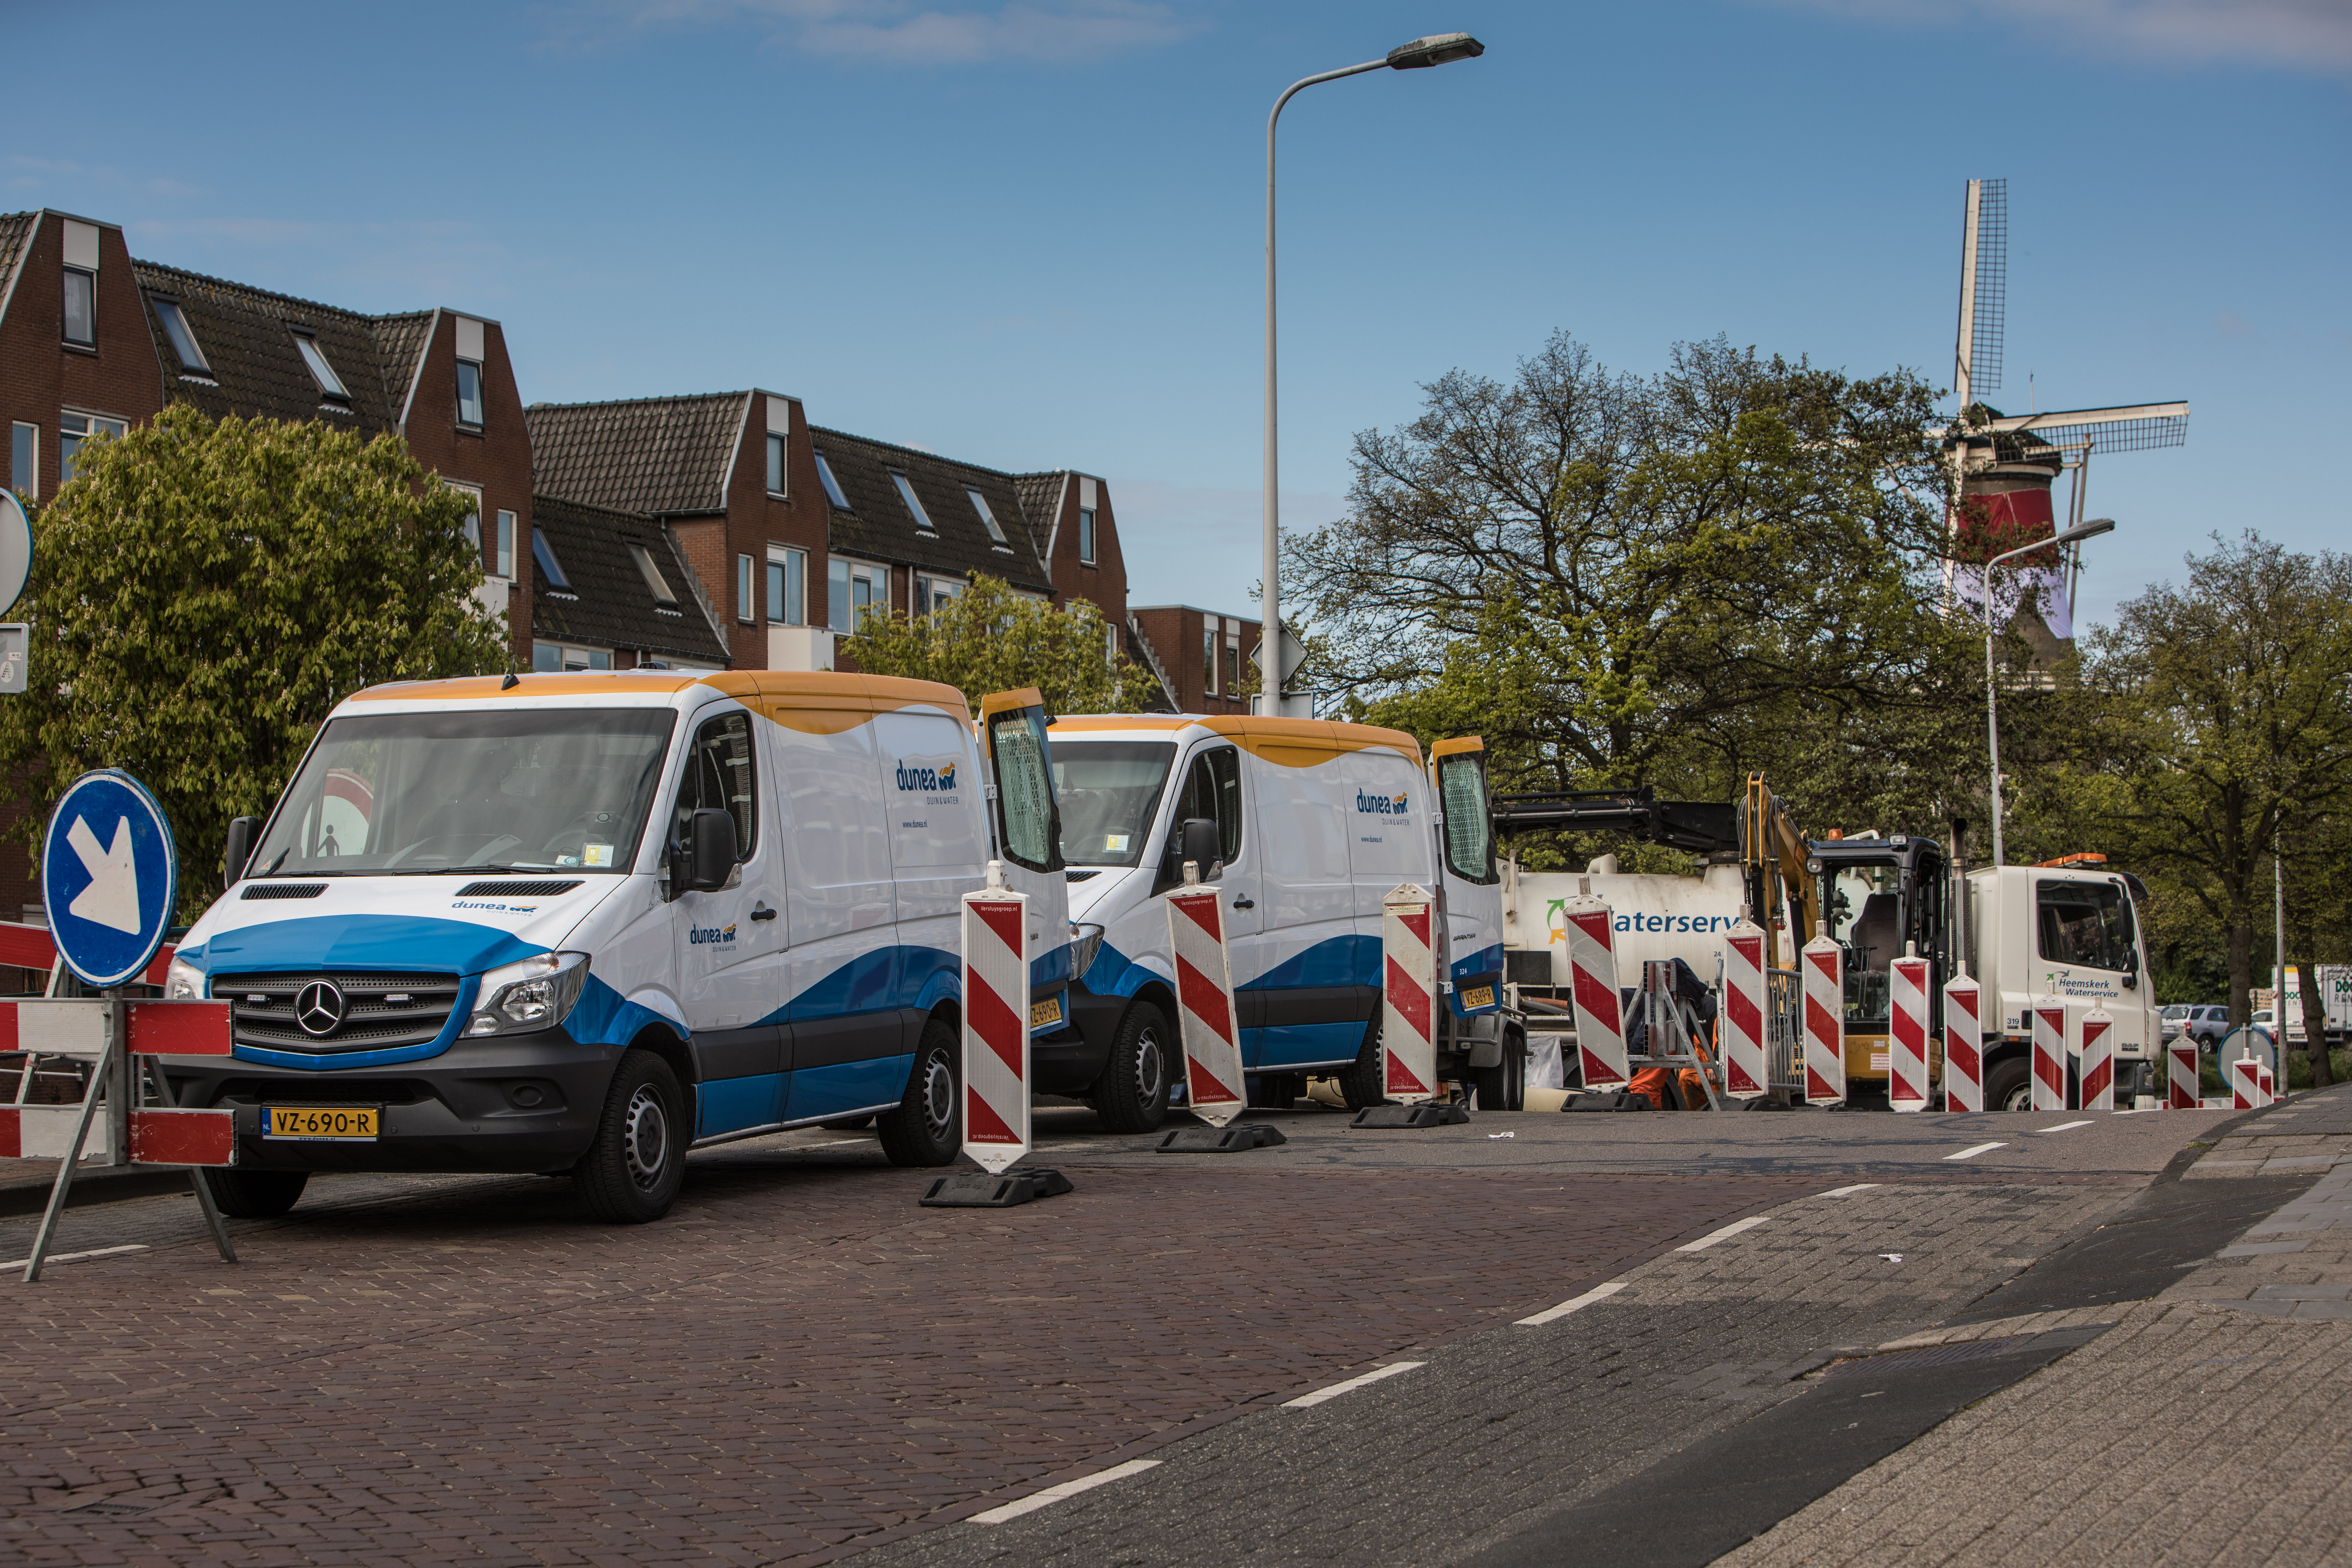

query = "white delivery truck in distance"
[[155, 670, 1070, 1225], [1043, 716, 1518, 1127]]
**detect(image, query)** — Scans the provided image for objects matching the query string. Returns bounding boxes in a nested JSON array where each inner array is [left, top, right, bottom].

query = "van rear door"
[[978, 689, 1073, 1030], [1432, 738, 1504, 1015]]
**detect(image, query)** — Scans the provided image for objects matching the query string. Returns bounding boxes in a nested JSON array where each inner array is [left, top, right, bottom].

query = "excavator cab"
[[1810, 835, 1949, 1082]]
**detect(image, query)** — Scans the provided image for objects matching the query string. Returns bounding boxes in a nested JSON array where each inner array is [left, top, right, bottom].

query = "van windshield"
[[251, 708, 677, 877], [1049, 741, 1175, 867]]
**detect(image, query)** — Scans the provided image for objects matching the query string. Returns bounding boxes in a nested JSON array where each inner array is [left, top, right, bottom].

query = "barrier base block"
[[1562, 1091, 1651, 1113], [1155, 1123, 1288, 1153], [918, 1166, 1074, 1209], [1737, 1094, 1792, 1112], [1351, 1102, 1471, 1129]]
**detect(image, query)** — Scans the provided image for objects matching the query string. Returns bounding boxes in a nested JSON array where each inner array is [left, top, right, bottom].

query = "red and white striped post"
[[2079, 1007, 2115, 1111], [1561, 892, 1628, 1090], [1719, 922, 1768, 1099], [1165, 879, 1245, 1127], [2030, 999, 2068, 1113], [2166, 1037, 2199, 1110], [1943, 970, 1984, 1113], [1888, 947, 1931, 1112], [2230, 1054, 2261, 1111], [960, 864, 1031, 1175], [1382, 883, 1438, 1105], [2258, 1064, 2276, 1106], [1801, 927, 1846, 1106]]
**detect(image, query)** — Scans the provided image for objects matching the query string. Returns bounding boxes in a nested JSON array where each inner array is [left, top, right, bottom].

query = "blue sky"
[[6, 0, 2343, 631]]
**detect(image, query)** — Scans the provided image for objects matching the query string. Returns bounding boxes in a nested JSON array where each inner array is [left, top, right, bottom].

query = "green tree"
[[0, 405, 507, 919], [844, 573, 1151, 715]]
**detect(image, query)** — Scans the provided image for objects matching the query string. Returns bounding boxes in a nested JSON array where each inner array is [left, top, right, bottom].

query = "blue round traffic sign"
[[42, 770, 178, 989]]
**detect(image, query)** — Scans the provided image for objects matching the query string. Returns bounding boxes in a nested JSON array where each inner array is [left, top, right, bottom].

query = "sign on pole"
[[1164, 883, 1245, 1126], [42, 771, 178, 989], [0, 489, 30, 618]]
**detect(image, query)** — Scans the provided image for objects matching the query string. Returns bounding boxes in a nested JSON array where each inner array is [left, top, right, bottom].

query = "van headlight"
[[164, 955, 206, 1001], [467, 952, 590, 1037], [1069, 923, 1106, 981]]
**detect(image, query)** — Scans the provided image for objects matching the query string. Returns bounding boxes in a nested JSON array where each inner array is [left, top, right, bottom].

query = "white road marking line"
[[1516, 1280, 1626, 1326], [968, 1459, 1161, 1524], [1, 1243, 147, 1270], [1282, 1361, 1426, 1408], [2036, 1120, 2094, 1133], [1944, 1141, 2007, 1161], [1817, 1183, 1882, 1198], [1675, 1215, 1771, 1252]]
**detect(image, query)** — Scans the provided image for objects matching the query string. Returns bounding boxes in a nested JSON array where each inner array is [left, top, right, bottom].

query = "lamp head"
[[2052, 517, 2116, 547], [1387, 33, 1485, 68]]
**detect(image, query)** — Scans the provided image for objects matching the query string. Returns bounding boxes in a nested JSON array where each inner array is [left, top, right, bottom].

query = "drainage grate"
[[454, 879, 583, 898], [65, 1500, 152, 1516]]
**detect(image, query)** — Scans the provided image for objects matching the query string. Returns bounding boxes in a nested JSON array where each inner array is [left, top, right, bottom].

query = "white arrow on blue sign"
[[41, 770, 179, 989]]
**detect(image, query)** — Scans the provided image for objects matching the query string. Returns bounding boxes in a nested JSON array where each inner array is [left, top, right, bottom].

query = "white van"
[[156, 671, 1070, 1224], [1039, 717, 1516, 1127]]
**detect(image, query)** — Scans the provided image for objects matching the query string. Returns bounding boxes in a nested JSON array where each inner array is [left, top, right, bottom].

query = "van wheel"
[[879, 1014, 961, 1167], [1471, 1032, 1527, 1112], [1984, 1056, 2032, 1114], [1094, 1001, 1172, 1134], [577, 1051, 686, 1224], [199, 1168, 308, 1218], [1338, 1018, 1387, 1111]]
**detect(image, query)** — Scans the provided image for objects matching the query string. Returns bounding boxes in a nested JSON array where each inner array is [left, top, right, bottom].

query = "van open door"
[[978, 688, 1076, 1033], [1431, 738, 1505, 1017]]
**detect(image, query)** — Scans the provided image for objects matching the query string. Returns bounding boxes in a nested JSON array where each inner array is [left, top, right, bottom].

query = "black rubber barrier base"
[[918, 1166, 1074, 1208], [1563, 1091, 1652, 1112], [1740, 1095, 1794, 1111], [1154, 1123, 1289, 1153], [1351, 1102, 1472, 1129]]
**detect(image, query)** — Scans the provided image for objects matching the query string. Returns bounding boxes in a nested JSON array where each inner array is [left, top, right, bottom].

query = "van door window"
[[987, 705, 1060, 872], [2037, 879, 2136, 972], [674, 710, 756, 860], [1164, 745, 1243, 865], [1436, 752, 1495, 884]]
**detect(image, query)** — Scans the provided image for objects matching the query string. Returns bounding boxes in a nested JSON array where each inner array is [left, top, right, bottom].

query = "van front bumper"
[[156, 1031, 620, 1174]]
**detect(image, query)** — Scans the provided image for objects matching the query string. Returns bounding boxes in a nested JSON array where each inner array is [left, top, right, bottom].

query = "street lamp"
[[1258, 33, 1485, 717], [1982, 517, 2114, 864]]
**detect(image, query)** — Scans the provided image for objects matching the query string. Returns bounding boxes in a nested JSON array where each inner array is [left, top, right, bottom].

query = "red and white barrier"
[[2079, 1007, 2114, 1111], [1719, 923, 1768, 1098], [960, 871, 1031, 1175], [1382, 883, 1437, 1104], [1164, 884, 1244, 1127], [1562, 894, 1628, 1089], [1888, 952, 1931, 1112], [2231, 1054, 2261, 1110], [1943, 971, 1984, 1113], [1801, 929, 1845, 1105], [2031, 999, 2067, 1113], [2259, 1065, 2276, 1106], [2167, 1038, 2199, 1110]]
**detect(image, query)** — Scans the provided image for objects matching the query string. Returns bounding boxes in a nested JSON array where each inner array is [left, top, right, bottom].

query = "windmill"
[[1947, 177, 2189, 660]]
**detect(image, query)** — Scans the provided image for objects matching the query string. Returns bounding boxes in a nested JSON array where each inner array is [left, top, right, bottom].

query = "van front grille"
[[225, 972, 463, 1055], [241, 883, 327, 900]]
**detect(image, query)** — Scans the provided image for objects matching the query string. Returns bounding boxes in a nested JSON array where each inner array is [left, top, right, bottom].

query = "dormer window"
[[967, 486, 1008, 545], [814, 450, 850, 510], [149, 297, 212, 376], [456, 359, 484, 428], [628, 541, 679, 607], [293, 331, 349, 400], [890, 471, 934, 535]]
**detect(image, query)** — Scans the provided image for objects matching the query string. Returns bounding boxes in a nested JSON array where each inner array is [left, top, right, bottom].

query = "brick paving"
[[0, 1152, 1824, 1567]]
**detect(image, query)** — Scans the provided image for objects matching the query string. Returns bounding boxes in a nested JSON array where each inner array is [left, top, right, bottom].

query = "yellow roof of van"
[[1050, 714, 1422, 769], [345, 670, 972, 734]]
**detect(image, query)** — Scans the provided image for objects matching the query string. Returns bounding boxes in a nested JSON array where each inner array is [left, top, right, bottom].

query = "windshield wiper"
[[390, 863, 539, 876]]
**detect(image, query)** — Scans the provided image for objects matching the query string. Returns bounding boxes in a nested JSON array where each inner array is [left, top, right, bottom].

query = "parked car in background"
[[2162, 1004, 2231, 1050]]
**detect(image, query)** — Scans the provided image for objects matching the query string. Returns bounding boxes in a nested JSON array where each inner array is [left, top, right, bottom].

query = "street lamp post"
[[1259, 32, 1484, 717], [1982, 517, 2115, 864]]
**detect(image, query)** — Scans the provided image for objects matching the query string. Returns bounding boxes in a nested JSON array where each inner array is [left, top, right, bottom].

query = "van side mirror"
[[223, 817, 260, 889], [686, 808, 738, 892], [1177, 817, 1223, 881]]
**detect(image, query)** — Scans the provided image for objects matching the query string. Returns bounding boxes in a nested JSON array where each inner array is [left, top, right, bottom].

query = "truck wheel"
[[878, 1014, 961, 1166], [1983, 1056, 2032, 1114], [576, 1051, 687, 1224], [1338, 1018, 1387, 1111], [1471, 1031, 1527, 1112], [1094, 1001, 1172, 1133], [198, 1168, 308, 1219]]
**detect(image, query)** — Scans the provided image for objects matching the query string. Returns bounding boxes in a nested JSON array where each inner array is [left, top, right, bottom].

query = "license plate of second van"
[[264, 1105, 381, 1140], [1029, 995, 1064, 1029]]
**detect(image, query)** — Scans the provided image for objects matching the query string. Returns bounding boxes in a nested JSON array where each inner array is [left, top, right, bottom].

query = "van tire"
[[199, 1168, 307, 1219], [878, 1014, 961, 1167], [1094, 1001, 1172, 1134], [576, 1051, 687, 1224], [1471, 1032, 1527, 1112], [1338, 1018, 1387, 1111], [1984, 1056, 2033, 1114]]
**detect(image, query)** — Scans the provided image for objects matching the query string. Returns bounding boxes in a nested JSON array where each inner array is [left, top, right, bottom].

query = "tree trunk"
[[2226, 874, 2254, 1028], [2301, 922, 2333, 1089]]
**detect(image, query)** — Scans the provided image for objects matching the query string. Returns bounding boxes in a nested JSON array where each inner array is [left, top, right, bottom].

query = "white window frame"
[[766, 432, 789, 497], [1203, 622, 1218, 697], [830, 557, 885, 633], [62, 267, 95, 347], [495, 510, 516, 580], [814, 450, 850, 510], [767, 545, 806, 627], [737, 554, 755, 623], [1078, 506, 1097, 566], [59, 410, 127, 484], [450, 483, 485, 567], [531, 642, 614, 673], [456, 358, 485, 428], [149, 296, 211, 375], [916, 574, 965, 618], [891, 471, 935, 535], [629, 542, 680, 607], [966, 486, 1008, 545], [10, 422, 37, 500], [293, 331, 349, 399]]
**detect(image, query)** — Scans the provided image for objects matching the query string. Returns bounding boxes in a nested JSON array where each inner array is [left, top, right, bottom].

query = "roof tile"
[[810, 426, 1052, 594], [527, 394, 748, 516], [530, 493, 730, 666]]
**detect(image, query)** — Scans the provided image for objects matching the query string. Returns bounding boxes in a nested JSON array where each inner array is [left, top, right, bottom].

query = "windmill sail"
[[1954, 178, 2007, 406]]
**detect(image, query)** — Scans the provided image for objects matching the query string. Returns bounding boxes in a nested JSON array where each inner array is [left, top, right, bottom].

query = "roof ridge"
[[130, 257, 392, 324], [531, 490, 668, 530], [808, 423, 1021, 481], [527, 390, 751, 414]]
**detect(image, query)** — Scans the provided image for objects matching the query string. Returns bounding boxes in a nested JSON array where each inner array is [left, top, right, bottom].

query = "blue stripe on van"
[[1238, 935, 1380, 994], [788, 1054, 915, 1124]]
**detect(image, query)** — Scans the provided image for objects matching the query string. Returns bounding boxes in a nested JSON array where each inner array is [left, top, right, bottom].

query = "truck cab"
[[1963, 863, 2160, 1108]]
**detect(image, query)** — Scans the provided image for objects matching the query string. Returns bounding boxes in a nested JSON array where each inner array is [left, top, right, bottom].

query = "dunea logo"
[[690, 922, 737, 945], [894, 759, 957, 793], [1355, 789, 1409, 816]]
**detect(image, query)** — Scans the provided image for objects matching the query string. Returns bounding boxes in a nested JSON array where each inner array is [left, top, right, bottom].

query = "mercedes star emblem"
[[295, 980, 346, 1037]]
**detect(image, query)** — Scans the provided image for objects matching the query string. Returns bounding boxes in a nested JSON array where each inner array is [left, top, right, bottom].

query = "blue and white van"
[[157, 671, 1069, 1223], [1038, 717, 1516, 1127]]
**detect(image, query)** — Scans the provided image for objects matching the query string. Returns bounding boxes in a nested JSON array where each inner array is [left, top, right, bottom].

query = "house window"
[[917, 575, 964, 618], [293, 332, 348, 399], [766, 433, 788, 497], [967, 487, 1008, 545], [451, 484, 483, 564], [1203, 625, 1218, 696], [9, 424, 35, 499], [1078, 507, 1097, 565], [531, 643, 614, 673], [814, 449, 850, 510], [495, 510, 516, 580], [532, 526, 572, 592], [456, 359, 484, 428], [1105, 623, 1118, 667], [891, 471, 934, 534], [150, 297, 211, 374], [829, 558, 883, 633], [58, 412, 127, 483], [62, 268, 94, 346], [1226, 640, 1240, 695], [768, 547, 806, 626], [629, 542, 680, 607], [737, 554, 755, 623]]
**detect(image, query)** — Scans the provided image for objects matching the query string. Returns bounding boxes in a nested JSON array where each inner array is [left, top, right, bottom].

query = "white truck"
[[2267, 967, 2352, 1045]]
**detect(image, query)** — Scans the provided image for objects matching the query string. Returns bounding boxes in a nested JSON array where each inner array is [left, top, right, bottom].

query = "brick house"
[[1013, 470, 1128, 650], [1126, 605, 1264, 715], [527, 494, 729, 672]]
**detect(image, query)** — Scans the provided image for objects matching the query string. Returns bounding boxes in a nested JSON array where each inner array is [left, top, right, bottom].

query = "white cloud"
[[1749, 0, 2352, 75], [556, 0, 1196, 65]]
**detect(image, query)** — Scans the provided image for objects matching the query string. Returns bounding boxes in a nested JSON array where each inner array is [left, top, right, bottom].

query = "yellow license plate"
[[265, 1105, 380, 1140], [1461, 985, 1496, 1010], [1030, 995, 1065, 1029]]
